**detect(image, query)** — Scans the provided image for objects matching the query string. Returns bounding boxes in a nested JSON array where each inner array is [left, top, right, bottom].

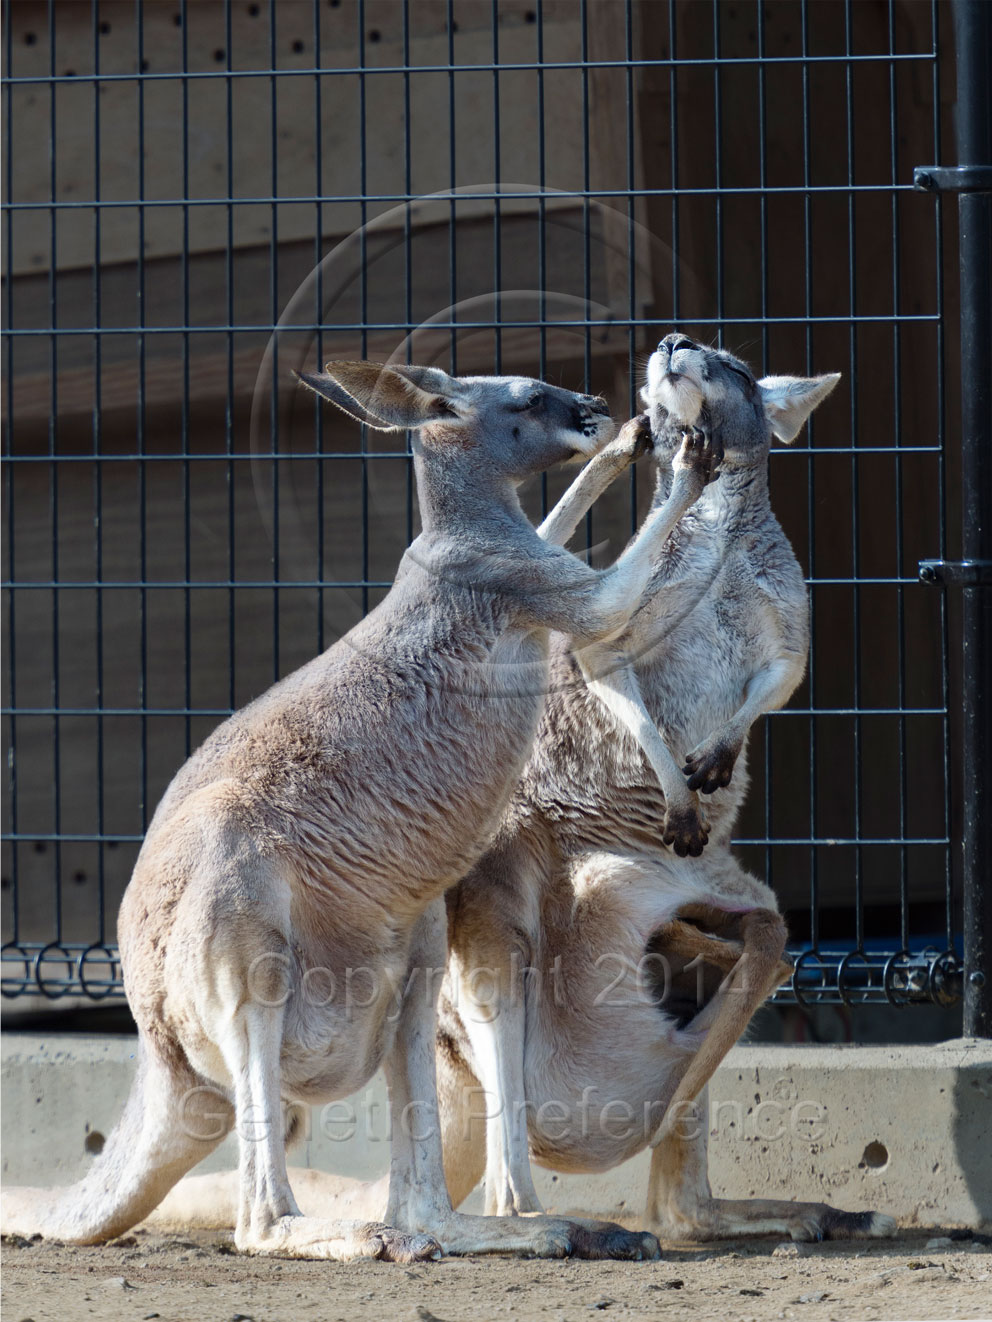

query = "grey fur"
[[437, 337, 893, 1242], [0, 360, 718, 1261]]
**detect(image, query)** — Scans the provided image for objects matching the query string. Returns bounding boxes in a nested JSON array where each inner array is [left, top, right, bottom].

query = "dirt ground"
[[2, 1227, 990, 1322]]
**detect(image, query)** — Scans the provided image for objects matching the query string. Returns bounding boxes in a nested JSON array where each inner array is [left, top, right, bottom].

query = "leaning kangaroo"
[[1, 362, 723, 1261], [436, 335, 895, 1242], [137, 340, 895, 1245]]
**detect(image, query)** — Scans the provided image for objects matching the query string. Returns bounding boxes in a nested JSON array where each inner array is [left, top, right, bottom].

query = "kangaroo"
[[431, 335, 896, 1242], [131, 339, 894, 1246], [1, 361, 723, 1261]]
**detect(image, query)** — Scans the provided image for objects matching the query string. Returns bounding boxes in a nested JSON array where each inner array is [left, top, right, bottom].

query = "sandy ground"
[[2, 1228, 990, 1322]]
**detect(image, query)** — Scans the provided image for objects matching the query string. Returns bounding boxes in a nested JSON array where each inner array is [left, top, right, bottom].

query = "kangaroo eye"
[[517, 391, 543, 411]]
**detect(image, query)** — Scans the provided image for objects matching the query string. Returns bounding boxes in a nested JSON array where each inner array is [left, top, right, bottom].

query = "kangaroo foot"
[[567, 1218, 662, 1261], [236, 1214, 442, 1262]]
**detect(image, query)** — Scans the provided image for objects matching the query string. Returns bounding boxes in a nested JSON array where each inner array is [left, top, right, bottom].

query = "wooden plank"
[[6, 0, 594, 274], [585, 0, 654, 346], [7, 320, 633, 448]]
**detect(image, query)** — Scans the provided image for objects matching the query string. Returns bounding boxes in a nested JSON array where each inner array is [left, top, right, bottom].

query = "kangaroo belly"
[[522, 1037, 686, 1172]]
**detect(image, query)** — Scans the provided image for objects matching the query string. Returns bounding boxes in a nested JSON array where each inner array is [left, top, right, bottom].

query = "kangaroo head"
[[642, 333, 841, 465], [296, 361, 615, 482]]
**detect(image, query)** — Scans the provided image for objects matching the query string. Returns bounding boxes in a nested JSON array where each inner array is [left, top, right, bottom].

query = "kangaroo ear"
[[294, 370, 386, 428], [294, 361, 469, 432], [758, 372, 841, 443]]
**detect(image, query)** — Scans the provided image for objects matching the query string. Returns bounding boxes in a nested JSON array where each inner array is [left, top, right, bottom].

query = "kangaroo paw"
[[662, 801, 710, 857], [673, 426, 723, 486], [683, 734, 741, 795]]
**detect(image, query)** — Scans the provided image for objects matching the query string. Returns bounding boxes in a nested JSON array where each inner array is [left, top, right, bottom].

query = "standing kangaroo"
[[433, 336, 896, 1242], [1, 361, 722, 1261], [133, 339, 895, 1246]]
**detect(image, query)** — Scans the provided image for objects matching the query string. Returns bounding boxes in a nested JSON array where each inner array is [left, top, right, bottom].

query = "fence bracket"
[[894, 953, 964, 1007], [919, 558, 992, 587], [914, 165, 992, 194]]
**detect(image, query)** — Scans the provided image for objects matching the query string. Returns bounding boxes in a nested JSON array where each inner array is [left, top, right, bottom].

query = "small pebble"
[[100, 1277, 134, 1290], [797, 1291, 828, 1304]]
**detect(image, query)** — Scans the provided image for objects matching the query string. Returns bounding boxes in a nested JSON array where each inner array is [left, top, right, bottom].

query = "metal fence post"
[[954, 0, 992, 1038]]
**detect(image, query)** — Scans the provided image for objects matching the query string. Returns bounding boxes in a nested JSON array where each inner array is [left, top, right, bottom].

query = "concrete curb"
[[2, 1034, 989, 1228]]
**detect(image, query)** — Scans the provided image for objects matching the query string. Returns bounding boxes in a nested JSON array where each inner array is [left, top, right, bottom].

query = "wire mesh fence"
[[1, 0, 969, 1011]]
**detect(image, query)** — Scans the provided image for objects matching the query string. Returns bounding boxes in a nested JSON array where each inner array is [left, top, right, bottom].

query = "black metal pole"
[[954, 0, 992, 1038]]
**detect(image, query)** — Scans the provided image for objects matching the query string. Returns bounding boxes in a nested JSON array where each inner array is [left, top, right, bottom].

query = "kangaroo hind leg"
[[648, 1090, 895, 1242], [221, 988, 439, 1263]]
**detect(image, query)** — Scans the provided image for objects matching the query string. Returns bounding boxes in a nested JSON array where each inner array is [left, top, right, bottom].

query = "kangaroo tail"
[[1, 1040, 233, 1244]]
